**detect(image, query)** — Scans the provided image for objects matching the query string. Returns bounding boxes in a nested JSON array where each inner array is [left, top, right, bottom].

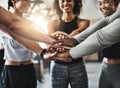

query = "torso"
[[102, 42, 120, 59], [1, 33, 34, 62], [102, 42, 120, 64], [55, 16, 78, 34], [53, 16, 83, 64]]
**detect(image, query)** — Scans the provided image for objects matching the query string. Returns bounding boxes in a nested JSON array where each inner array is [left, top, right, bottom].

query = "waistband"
[[4, 63, 34, 70], [55, 57, 83, 65], [103, 57, 120, 64], [5, 60, 32, 66]]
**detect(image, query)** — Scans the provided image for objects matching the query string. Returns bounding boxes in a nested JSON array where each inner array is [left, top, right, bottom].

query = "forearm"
[[74, 9, 120, 43], [107, 9, 120, 23], [10, 18, 55, 44], [74, 18, 109, 43], [7, 31, 43, 54], [18, 40, 43, 54], [21, 41, 43, 54], [70, 18, 120, 59], [0, 6, 55, 44]]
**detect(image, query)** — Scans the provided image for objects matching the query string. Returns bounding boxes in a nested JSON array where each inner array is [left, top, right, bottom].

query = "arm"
[[0, 24, 43, 54], [48, 20, 69, 39], [74, 9, 120, 43], [70, 18, 120, 59], [48, 19, 90, 47], [69, 19, 90, 37], [0, 6, 55, 44], [46, 18, 120, 61], [12, 34, 43, 54]]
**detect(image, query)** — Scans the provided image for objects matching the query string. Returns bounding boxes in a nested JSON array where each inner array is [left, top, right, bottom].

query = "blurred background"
[[1, 0, 120, 88], [0, 0, 103, 33], [0, 0, 104, 61]]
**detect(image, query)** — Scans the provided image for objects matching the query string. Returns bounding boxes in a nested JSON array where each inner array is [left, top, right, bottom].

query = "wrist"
[[71, 38, 79, 46], [68, 51, 73, 60], [39, 49, 47, 59]]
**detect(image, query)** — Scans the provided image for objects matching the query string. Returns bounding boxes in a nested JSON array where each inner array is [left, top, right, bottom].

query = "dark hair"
[[53, 0, 82, 17], [114, 0, 120, 8], [8, 0, 14, 10]]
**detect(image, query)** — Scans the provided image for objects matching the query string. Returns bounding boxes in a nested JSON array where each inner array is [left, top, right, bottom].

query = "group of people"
[[0, 0, 120, 88]]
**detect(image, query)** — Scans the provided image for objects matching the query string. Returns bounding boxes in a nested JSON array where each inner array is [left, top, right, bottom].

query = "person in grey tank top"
[[0, 2, 56, 44], [0, 0, 44, 88]]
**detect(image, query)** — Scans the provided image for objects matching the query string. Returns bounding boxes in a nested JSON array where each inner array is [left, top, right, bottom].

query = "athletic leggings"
[[99, 62, 120, 88]]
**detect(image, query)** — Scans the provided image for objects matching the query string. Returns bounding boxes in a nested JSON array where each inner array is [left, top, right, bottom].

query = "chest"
[[55, 17, 78, 34]]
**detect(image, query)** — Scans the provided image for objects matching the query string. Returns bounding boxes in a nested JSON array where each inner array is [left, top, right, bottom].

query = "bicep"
[[77, 20, 90, 32], [69, 20, 90, 37]]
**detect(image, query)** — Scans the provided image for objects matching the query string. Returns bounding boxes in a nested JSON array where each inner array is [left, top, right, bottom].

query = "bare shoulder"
[[47, 18, 60, 33], [48, 19, 59, 27]]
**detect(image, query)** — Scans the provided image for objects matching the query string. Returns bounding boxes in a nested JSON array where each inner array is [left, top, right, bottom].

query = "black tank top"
[[102, 42, 120, 59], [54, 16, 83, 65]]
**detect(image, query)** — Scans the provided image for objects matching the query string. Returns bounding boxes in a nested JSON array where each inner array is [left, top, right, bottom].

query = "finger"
[[51, 31, 69, 40], [44, 52, 57, 60], [62, 46, 71, 49]]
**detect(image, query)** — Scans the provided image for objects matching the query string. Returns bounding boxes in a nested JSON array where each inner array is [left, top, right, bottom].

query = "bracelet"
[[39, 49, 47, 59]]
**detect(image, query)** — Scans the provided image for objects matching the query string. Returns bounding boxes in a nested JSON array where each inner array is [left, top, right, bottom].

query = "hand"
[[57, 38, 79, 47], [49, 31, 78, 47], [53, 51, 72, 62], [50, 31, 69, 40], [43, 50, 72, 62], [48, 45, 70, 53]]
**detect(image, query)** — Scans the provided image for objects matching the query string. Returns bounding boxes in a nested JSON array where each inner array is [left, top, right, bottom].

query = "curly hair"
[[53, 0, 82, 17]]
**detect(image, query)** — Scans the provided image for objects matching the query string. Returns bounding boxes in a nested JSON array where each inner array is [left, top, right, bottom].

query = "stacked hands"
[[42, 31, 78, 62]]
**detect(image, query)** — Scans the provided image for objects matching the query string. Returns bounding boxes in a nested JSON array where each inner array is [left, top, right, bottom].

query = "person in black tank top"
[[98, 0, 120, 88], [48, 0, 90, 88], [55, 16, 83, 65]]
